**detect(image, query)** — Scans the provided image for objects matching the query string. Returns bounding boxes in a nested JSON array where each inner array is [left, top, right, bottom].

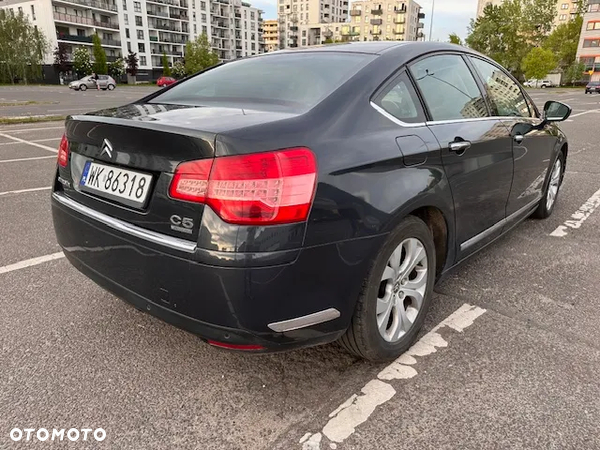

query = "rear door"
[[467, 56, 554, 218], [409, 53, 514, 259]]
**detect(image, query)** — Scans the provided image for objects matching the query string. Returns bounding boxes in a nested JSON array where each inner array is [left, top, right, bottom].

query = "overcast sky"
[[257, 0, 479, 41]]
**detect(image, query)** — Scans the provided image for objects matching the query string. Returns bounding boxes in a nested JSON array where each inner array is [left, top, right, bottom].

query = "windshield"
[[150, 52, 374, 112]]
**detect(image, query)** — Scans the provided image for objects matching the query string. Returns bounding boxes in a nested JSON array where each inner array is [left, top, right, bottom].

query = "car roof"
[[275, 41, 475, 56]]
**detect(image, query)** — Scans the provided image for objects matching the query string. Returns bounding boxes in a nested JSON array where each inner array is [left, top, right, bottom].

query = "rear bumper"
[[52, 191, 383, 351]]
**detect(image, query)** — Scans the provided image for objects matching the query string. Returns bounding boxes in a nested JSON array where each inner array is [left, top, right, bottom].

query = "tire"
[[541, 84, 547, 89], [80, 84, 87, 91], [533, 150, 565, 219], [107, 84, 115, 91], [339, 216, 436, 362]]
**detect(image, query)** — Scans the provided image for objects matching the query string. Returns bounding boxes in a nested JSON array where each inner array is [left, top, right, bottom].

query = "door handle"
[[514, 134, 525, 144], [449, 141, 471, 153]]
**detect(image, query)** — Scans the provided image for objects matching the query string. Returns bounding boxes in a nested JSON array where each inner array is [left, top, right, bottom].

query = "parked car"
[[157, 76, 177, 87], [69, 75, 116, 91], [52, 42, 571, 362], [524, 79, 554, 88], [585, 81, 600, 94]]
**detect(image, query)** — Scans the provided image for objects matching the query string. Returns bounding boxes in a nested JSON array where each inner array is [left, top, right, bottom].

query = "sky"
[[256, 0, 479, 42]]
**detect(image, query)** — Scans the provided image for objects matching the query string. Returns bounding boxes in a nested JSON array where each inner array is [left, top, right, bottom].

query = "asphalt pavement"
[[1, 87, 599, 449]]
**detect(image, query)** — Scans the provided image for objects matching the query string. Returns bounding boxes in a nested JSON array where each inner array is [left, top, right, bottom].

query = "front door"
[[467, 56, 555, 218], [409, 53, 514, 259]]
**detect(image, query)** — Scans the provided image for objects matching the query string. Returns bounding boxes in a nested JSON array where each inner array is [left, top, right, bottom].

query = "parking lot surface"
[[1, 87, 600, 449]]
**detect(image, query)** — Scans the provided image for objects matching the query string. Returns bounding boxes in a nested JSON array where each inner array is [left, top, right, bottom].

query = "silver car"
[[69, 75, 116, 91]]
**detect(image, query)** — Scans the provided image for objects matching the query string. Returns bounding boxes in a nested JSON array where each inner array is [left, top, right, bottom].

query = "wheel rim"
[[546, 159, 562, 211], [376, 238, 428, 343]]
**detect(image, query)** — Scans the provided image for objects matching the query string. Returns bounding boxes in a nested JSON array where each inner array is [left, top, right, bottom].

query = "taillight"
[[57, 134, 69, 167], [207, 340, 265, 351], [169, 148, 317, 225]]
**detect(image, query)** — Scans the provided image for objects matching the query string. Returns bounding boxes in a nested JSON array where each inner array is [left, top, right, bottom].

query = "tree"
[[172, 60, 186, 79], [466, 0, 557, 79], [184, 33, 219, 76], [108, 57, 125, 79], [324, 37, 334, 44], [162, 52, 171, 76], [92, 33, 107, 74], [53, 42, 69, 74], [543, 15, 583, 71], [448, 33, 462, 45], [563, 61, 585, 86], [0, 9, 49, 83], [126, 51, 138, 76], [72, 47, 93, 78], [522, 47, 557, 81]]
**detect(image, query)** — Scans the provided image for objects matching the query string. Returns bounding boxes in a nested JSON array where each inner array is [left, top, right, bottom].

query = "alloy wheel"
[[376, 238, 428, 343], [546, 159, 562, 211]]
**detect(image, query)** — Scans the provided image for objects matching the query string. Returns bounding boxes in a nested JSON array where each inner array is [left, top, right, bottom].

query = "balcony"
[[370, 18, 382, 25], [418, 22, 425, 28], [53, 12, 119, 29], [151, 23, 182, 32], [53, 0, 118, 13], [170, 12, 188, 19], [56, 33, 93, 44], [147, 9, 168, 17], [394, 17, 405, 24], [150, 36, 159, 41], [235, 12, 242, 18], [370, 8, 383, 15], [350, 9, 361, 15], [147, 0, 185, 6], [418, 12, 425, 19], [106, 55, 121, 62], [393, 29, 404, 35], [212, 20, 228, 28], [290, 26, 298, 31], [103, 38, 121, 46]]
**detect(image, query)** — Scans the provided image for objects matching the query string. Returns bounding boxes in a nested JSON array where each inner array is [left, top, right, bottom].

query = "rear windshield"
[[150, 52, 374, 111]]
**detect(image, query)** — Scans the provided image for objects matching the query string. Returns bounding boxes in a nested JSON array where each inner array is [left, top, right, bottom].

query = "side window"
[[409, 54, 488, 121], [374, 71, 425, 123], [469, 57, 531, 118]]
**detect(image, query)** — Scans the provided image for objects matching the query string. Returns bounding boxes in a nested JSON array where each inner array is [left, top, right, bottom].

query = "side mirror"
[[543, 101, 572, 123]]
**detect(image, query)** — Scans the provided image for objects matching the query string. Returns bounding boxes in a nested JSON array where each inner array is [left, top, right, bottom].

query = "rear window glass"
[[150, 52, 374, 111]]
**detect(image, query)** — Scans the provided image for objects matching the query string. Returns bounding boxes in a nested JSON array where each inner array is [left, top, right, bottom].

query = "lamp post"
[[429, 0, 435, 41]]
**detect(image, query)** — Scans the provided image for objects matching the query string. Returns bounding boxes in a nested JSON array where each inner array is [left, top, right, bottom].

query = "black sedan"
[[52, 42, 571, 362], [585, 81, 600, 94]]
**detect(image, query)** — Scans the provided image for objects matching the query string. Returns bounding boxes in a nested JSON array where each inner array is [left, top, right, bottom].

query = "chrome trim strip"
[[370, 101, 426, 128], [268, 308, 341, 333], [52, 192, 197, 253], [460, 198, 540, 252]]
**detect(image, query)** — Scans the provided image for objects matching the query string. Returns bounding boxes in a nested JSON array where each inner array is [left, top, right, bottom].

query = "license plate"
[[80, 161, 152, 207]]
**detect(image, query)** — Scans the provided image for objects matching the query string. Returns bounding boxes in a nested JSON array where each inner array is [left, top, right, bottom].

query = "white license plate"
[[80, 161, 153, 207]]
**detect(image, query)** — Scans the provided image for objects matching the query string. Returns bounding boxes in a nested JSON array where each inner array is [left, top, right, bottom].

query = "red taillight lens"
[[57, 134, 69, 167], [169, 148, 317, 226], [207, 340, 265, 351]]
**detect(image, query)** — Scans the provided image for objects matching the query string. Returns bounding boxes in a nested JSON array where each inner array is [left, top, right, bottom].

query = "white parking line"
[[0, 137, 61, 147], [550, 187, 600, 237], [0, 126, 64, 133], [569, 109, 600, 118], [0, 252, 64, 275], [0, 132, 57, 153], [300, 304, 486, 449], [0, 155, 56, 163], [0, 186, 51, 196]]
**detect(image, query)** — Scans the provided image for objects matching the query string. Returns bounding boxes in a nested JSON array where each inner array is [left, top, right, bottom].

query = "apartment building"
[[277, 0, 347, 49], [263, 18, 278, 51], [0, 0, 263, 81], [555, 0, 582, 25], [577, 0, 600, 80], [344, 0, 424, 42]]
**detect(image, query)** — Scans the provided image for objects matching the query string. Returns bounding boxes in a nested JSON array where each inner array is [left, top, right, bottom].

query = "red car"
[[157, 76, 176, 87]]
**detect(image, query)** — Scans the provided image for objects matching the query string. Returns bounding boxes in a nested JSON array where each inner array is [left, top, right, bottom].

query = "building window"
[[202, 13, 206, 21], [251, 42, 255, 50], [127, 41, 131, 51], [134, 1, 141, 12], [138, 43, 145, 52], [202, 25, 207, 34], [122, 0, 127, 10], [583, 39, 600, 48], [561, 2, 568, 9], [18, 6, 22, 13], [193, 11, 196, 19], [251, 11, 255, 19], [194, 24, 197, 33], [302, 29, 306, 36], [135, 15, 142, 26], [137, 29, 144, 39], [559, 14, 566, 20], [244, 10, 247, 17], [201, 0, 206, 7], [31, 5, 36, 20], [587, 21, 600, 30], [126, 28, 130, 38], [302, 38, 306, 45], [124, 14, 128, 25], [140, 56, 146, 65]]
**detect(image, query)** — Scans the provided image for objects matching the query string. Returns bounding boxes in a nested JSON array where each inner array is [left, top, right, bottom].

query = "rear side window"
[[374, 71, 425, 123], [469, 57, 531, 118], [410, 54, 488, 121], [150, 53, 374, 111]]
